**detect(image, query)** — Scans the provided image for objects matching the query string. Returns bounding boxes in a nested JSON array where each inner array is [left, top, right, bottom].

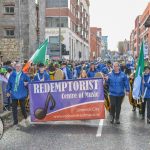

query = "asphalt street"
[[1, 96, 150, 150]]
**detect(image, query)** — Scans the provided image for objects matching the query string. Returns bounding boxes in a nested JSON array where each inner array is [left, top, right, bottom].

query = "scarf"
[[37, 73, 44, 81], [14, 71, 22, 92]]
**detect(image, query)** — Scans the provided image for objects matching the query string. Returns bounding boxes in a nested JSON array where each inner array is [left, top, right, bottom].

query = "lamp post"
[[59, 0, 62, 59], [19, 0, 23, 61]]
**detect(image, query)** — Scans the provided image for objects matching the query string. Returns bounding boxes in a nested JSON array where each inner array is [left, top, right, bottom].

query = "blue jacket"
[[87, 69, 98, 78], [97, 64, 106, 72], [143, 74, 150, 98], [34, 70, 50, 82], [73, 68, 77, 79], [6, 71, 30, 100], [61, 67, 72, 79], [101, 66, 112, 75], [76, 65, 82, 77], [107, 70, 130, 96], [126, 63, 132, 70]]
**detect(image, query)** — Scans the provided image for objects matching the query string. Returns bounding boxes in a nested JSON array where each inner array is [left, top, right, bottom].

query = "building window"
[[46, 17, 68, 28], [4, 6, 15, 14], [5, 29, 15, 37], [46, 0, 68, 8]]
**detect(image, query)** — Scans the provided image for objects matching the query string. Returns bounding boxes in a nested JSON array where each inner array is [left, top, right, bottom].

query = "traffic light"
[[61, 44, 66, 55], [79, 51, 82, 58]]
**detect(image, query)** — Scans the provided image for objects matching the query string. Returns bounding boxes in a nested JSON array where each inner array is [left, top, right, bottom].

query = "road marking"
[[96, 119, 104, 137]]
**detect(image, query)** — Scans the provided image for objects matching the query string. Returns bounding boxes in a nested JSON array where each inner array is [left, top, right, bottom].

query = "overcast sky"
[[90, 0, 150, 51]]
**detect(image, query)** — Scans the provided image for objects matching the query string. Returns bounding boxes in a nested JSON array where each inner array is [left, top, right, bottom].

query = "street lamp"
[[19, 0, 23, 61]]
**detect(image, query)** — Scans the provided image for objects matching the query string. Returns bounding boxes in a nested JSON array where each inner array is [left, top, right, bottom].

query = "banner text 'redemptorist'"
[[33, 80, 99, 94]]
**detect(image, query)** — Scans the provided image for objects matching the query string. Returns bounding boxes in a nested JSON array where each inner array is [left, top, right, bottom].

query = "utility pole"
[[59, 0, 62, 59], [19, 0, 22, 61]]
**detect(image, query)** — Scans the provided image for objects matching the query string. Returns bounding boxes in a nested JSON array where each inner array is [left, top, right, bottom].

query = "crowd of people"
[[0, 57, 150, 129]]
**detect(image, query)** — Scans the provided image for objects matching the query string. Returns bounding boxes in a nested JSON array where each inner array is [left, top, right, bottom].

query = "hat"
[[38, 63, 44, 68], [0, 68, 7, 74], [107, 60, 111, 65]]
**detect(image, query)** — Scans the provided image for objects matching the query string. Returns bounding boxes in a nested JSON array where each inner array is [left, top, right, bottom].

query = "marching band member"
[[49, 63, 55, 80], [101, 60, 112, 75], [34, 63, 50, 82], [129, 73, 137, 111], [61, 62, 72, 80], [141, 66, 150, 123], [72, 63, 78, 79], [105, 62, 130, 124], [87, 63, 98, 78]]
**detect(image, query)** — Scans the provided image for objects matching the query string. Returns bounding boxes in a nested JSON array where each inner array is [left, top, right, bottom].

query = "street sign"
[[144, 43, 149, 58]]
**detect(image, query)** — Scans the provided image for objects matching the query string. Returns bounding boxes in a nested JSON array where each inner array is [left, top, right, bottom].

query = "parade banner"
[[29, 78, 105, 122]]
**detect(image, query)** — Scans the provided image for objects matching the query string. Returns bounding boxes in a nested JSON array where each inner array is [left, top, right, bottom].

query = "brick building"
[[130, 30, 134, 56], [133, 16, 141, 58], [90, 27, 101, 60], [139, 3, 150, 58], [118, 39, 130, 55], [45, 0, 90, 60], [131, 2, 150, 58], [0, 0, 45, 61]]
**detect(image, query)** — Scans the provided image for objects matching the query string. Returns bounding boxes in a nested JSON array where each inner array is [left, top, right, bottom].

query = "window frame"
[[4, 28, 15, 38], [4, 6, 15, 15]]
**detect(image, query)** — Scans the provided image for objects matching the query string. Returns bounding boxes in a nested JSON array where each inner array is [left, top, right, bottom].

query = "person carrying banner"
[[34, 63, 50, 82], [105, 62, 130, 124], [6, 62, 30, 129], [141, 66, 150, 123]]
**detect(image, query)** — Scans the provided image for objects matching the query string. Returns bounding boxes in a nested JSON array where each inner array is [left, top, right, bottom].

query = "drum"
[[54, 69, 65, 80], [94, 72, 104, 78], [94, 72, 110, 111]]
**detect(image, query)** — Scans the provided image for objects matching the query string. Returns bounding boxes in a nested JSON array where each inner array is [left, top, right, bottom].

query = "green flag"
[[23, 39, 48, 72], [132, 42, 144, 100]]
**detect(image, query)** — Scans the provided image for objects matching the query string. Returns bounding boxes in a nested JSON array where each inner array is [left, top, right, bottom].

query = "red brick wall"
[[90, 27, 101, 60]]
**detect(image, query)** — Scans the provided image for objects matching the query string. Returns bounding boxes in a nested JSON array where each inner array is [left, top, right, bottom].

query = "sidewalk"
[[0, 108, 26, 130], [0, 110, 13, 129]]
